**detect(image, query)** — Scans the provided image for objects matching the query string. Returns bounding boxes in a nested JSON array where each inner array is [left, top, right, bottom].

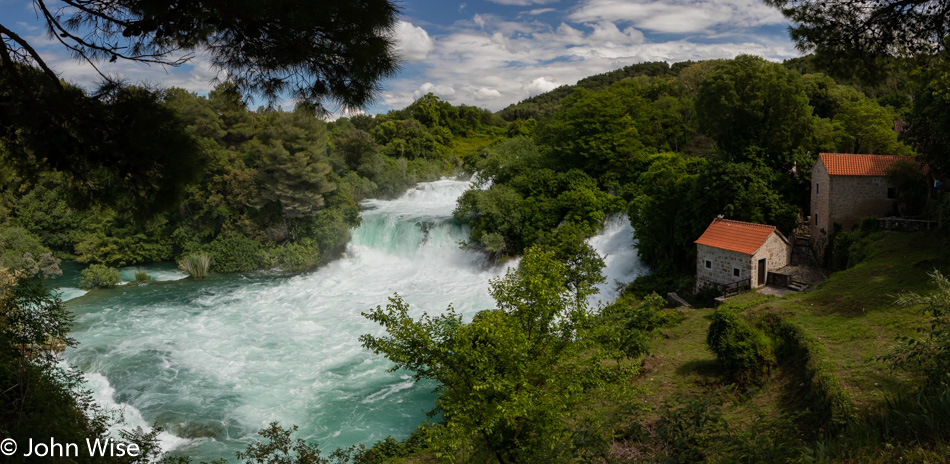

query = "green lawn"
[[633, 229, 950, 429], [637, 307, 719, 412], [765, 230, 950, 409]]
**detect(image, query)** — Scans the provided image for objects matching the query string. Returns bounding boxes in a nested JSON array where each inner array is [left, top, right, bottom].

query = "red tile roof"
[[819, 153, 910, 176], [694, 218, 777, 255]]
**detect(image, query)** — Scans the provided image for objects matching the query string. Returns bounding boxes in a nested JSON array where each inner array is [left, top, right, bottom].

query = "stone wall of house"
[[696, 244, 752, 288], [828, 175, 897, 231], [810, 160, 831, 240], [810, 159, 897, 262], [752, 232, 791, 287]]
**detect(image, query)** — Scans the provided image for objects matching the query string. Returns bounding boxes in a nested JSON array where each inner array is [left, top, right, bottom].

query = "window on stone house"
[[733, 267, 741, 277], [815, 182, 819, 194], [815, 213, 818, 226], [887, 187, 896, 199], [705, 260, 711, 269]]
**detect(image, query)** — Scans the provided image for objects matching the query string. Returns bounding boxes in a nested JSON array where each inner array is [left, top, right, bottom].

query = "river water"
[[59, 178, 646, 462]]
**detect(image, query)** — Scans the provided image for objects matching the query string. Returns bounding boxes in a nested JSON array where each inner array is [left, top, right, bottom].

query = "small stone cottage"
[[695, 218, 791, 290], [810, 153, 907, 242]]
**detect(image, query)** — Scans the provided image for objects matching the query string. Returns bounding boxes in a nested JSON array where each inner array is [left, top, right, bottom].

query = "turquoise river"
[[55, 179, 646, 462]]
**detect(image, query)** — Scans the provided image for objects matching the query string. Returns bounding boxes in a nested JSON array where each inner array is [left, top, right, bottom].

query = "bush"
[[939, 195, 950, 232], [179, 253, 211, 279], [707, 306, 774, 385], [352, 427, 430, 463], [829, 228, 875, 271], [624, 273, 677, 299], [594, 292, 685, 359], [206, 234, 265, 273], [651, 393, 729, 464], [888, 270, 950, 393], [134, 269, 150, 283], [633, 389, 801, 464], [78, 264, 121, 289], [0, 226, 62, 277], [270, 241, 320, 272]]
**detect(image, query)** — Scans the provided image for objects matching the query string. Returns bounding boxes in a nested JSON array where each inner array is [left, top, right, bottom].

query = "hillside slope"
[[622, 230, 950, 462]]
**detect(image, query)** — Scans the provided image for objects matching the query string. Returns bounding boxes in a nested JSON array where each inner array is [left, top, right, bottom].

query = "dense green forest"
[[6, 0, 950, 460], [1, 54, 933, 286], [465, 54, 925, 286], [3, 49, 950, 463], [0, 85, 507, 278]]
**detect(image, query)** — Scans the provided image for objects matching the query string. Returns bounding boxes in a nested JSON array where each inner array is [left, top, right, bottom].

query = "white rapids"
[[63, 178, 646, 462]]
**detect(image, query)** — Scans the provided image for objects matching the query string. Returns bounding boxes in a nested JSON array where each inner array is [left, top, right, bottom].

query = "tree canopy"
[[360, 247, 635, 463], [695, 55, 813, 161], [766, 0, 950, 57], [0, 0, 399, 109], [0, 0, 400, 215]]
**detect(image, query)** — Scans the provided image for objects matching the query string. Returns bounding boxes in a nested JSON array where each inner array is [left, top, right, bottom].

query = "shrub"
[[887, 270, 950, 393], [179, 253, 211, 279], [78, 264, 121, 289], [270, 242, 320, 272], [206, 234, 265, 273], [625, 273, 677, 299], [707, 306, 774, 385], [0, 226, 62, 277], [651, 393, 729, 464], [829, 229, 875, 271], [134, 269, 150, 283], [595, 292, 685, 359]]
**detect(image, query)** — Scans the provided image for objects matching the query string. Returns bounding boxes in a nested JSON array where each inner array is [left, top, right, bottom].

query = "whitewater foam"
[[588, 216, 649, 305], [63, 179, 646, 462]]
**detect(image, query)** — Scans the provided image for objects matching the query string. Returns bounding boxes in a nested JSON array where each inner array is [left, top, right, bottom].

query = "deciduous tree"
[[695, 55, 814, 164], [361, 247, 629, 463]]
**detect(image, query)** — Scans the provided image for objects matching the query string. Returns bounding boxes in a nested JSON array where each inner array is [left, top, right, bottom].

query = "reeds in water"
[[179, 253, 211, 279], [134, 268, 150, 283]]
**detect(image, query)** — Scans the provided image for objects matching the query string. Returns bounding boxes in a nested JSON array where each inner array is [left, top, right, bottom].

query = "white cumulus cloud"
[[587, 21, 645, 45], [569, 0, 786, 34], [414, 82, 457, 99], [488, 0, 559, 5], [525, 77, 559, 96], [393, 21, 435, 63], [474, 87, 502, 100], [374, 1, 797, 112]]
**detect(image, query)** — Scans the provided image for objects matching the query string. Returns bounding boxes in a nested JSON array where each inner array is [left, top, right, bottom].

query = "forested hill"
[[498, 60, 688, 121], [2, 51, 949, 463], [0, 53, 935, 290], [499, 56, 915, 124], [456, 54, 928, 296], [0, 83, 508, 278]]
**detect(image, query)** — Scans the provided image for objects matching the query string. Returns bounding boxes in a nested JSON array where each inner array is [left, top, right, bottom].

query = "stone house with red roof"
[[810, 153, 909, 245], [694, 218, 791, 291]]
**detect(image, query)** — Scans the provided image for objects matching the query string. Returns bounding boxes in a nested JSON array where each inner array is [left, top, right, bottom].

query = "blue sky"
[[1, 0, 801, 114]]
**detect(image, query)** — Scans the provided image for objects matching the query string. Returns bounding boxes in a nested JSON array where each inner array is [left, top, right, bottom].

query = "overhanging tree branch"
[[3, 0, 400, 111], [0, 22, 65, 93], [766, 0, 950, 57]]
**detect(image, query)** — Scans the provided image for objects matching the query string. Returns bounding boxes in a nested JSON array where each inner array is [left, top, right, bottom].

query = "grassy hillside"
[[622, 229, 950, 462]]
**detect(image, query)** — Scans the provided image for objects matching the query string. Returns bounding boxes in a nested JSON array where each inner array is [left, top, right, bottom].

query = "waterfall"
[[63, 179, 645, 462]]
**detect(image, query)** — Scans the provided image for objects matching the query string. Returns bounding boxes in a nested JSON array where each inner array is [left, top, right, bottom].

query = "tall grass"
[[179, 253, 211, 279], [134, 268, 150, 283]]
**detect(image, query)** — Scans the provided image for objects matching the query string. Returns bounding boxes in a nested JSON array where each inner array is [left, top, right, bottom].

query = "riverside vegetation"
[[3, 49, 950, 463]]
